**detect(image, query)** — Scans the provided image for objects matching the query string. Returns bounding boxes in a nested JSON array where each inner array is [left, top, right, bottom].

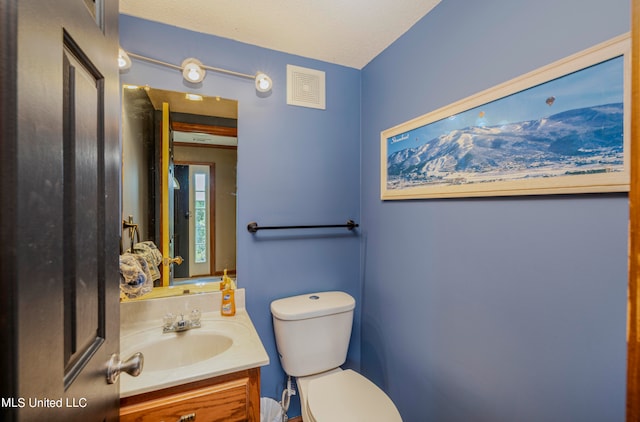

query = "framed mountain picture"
[[381, 33, 630, 200]]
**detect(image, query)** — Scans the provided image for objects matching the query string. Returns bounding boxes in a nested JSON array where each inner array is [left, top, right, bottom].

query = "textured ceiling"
[[119, 0, 441, 69]]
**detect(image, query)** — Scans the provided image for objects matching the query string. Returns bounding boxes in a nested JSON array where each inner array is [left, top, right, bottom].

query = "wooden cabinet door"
[[120, 368, 261, 422]]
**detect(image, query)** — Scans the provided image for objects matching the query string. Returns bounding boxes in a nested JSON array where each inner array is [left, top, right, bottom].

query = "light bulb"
[[187, 67, 200, 81], [185, 93, 203, 101], [181, 58, 206, 83], [118, 48, 131, 70], [255, 72, 272, 93]]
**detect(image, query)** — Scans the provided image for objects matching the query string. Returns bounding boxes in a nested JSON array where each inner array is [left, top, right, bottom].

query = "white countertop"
[[119, 289, 269, 398]]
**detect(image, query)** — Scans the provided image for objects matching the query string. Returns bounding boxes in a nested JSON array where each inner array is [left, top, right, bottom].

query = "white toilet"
[[271, 291, 402, 422]]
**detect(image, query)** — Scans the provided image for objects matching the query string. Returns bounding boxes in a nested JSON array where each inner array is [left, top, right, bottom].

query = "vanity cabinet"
[[120, 368, 260, 422]]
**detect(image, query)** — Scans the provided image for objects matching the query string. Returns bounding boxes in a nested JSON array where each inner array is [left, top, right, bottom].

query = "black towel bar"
[[247, 220, 359, 233]]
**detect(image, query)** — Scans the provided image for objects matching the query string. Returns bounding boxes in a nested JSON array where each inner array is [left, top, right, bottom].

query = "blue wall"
[[361, 0, 629, 421], [119, 15, 362, 417]]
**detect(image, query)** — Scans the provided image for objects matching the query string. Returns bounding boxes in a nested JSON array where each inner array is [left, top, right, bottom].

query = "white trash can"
[[260, 397, 283, 422]]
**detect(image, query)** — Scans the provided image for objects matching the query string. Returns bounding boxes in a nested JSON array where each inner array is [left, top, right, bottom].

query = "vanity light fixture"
[[118, 49, 273, 94], [181, 58, 206, 83], [118, 48, 132, 70], [255, 72, 273, 93]]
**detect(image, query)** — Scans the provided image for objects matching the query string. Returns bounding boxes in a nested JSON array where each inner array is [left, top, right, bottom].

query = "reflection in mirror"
[[121, 85, 238, 300]]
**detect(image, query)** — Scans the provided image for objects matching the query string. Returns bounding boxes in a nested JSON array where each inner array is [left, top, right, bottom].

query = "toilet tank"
[[271, 291, 355, 377]]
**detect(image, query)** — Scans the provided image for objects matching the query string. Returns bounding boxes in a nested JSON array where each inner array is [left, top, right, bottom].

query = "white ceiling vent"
[[287, 64, 326, 110]]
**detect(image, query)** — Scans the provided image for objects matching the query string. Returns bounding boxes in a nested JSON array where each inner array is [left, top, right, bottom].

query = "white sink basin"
[[119, 290, 270, 397], [124, 329, 233, 372]]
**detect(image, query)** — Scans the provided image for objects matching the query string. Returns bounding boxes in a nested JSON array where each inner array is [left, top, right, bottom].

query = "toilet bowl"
[[298, 368, 401, 422], [270, 291, 402, 421]]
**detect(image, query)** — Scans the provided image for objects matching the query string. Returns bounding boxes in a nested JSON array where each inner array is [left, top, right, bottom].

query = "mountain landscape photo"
[[386, 102, 624, 190]]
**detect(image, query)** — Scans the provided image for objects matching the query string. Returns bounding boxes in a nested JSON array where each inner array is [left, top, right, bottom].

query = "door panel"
[[62, 34, 106, 388], [0, 0, 121, 420], [174, 165, 191, 279]]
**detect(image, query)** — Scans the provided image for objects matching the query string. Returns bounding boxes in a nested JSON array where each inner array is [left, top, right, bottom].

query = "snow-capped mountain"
[[387, 103, 624, 188]]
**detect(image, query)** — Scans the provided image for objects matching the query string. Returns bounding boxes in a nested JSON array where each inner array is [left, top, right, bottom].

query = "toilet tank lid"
[[271, 291, 355, 320]]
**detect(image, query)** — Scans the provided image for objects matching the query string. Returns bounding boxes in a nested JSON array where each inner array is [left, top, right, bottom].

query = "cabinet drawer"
[[120, 377, 251, 422]]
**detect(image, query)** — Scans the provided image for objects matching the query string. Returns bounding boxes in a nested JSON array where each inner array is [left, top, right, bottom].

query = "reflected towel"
[[131, 241, 163, 281], [119, 253, 153, 299]]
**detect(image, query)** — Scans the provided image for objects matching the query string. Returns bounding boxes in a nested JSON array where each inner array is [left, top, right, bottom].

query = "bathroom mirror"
[[121, 85, 238, 298]]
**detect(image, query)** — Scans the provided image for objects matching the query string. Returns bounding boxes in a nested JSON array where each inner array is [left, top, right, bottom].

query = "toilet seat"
[[306, 369, 402, 422]]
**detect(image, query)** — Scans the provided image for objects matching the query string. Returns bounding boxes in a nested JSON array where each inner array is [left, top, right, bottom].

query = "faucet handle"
[[163, 312, 176, 329], [190, 309, 201, 326]]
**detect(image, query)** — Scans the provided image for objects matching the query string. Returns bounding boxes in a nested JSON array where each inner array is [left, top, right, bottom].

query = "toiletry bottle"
[[220, 269, 236, 316]]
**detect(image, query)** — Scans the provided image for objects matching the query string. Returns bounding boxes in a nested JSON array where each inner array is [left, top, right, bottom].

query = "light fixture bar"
[[121, 49, 272, 92], [201, 63, 254, 80], [125, 51, 254, 80], [127, 52, 182, 71]]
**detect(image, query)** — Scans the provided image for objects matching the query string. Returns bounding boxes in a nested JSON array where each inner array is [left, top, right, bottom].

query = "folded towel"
[[119, 253, 153, 299], [131, 241, 163, 281]]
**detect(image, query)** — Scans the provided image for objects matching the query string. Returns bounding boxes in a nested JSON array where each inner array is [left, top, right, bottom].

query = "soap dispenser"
[[220, 269, 236, 316]]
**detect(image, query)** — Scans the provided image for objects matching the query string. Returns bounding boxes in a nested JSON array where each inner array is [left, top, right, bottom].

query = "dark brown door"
[[174, 164, 191, 279], [0, 0, 121, 421]]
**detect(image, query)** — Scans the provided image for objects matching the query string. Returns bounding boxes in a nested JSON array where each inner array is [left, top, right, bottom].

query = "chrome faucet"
[[163, 309, 201, 333]]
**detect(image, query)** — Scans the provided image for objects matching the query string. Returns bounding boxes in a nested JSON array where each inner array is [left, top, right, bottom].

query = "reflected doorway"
[[174, 163, 215, 279], [169, 135, 237, 282]]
